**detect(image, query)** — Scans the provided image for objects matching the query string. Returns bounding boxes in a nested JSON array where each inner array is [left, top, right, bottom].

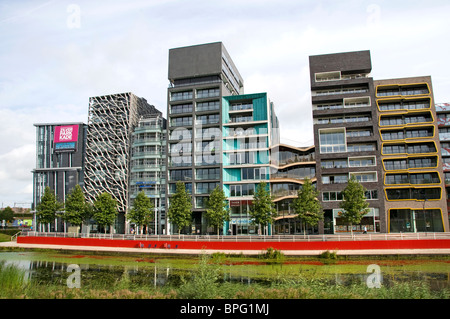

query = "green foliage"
[[128, 191, 154, 234], [0, 206, 14, 223], [339, 176, 370, 233], [205, 186, 229, 235], [319, 250, 338, 260], [93, 192, 118, 233], [36, 186, 63, 229], [178, 254, 220, 299], [0, 261, 28, 298], [167, 181, 192, 234], [249, 182, 276, 234], [293, 177, 323, 232], [63, 185, 88, 227], [259, 247, 285, 262]]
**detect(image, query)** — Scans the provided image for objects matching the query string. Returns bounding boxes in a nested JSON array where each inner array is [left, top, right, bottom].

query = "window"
[[170, 116, 192, 127], [350, 172, 377, 182], [347, 143, 376, 152], [170, 103, 192, 114], [348, 157, 375, 167], [346, 129, 371, 137], [378, 98, 431, 111], [196, 182, 219, 194], [322, 191, 343, 201], [197, 101, 220, 112], [170, 128, 192, 141], [169, 155, 192, 167], [322, 174, 348, 184], [169, 182, 192, 194], [230, 184, 255, 197], [196, 114, 219, 125], [321, 159, 347, 169], [242, 167, 268, 180], [386, 187, 441, 200], [171, 91, 192, 101], [365, 190, 378, 200], [227, 152, 256, 165], [230, 102, 253, 111], [196, 168, 220, 180], [169, 142, 192, 154], [170, 169, 192, 181], [197, 88, 220, 99], [319, 129, 346, 154], [195, 197, 209, 209]]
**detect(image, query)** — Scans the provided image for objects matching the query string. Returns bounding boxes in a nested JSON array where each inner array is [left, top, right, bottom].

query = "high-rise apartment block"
[[166, 42, 244, 234], [376, 77, 447, 232], [130, 113, 167, 234], [222, 92, 279, 235], [83, 92, 161, 233], [32, 122, 87, 231], [310, 51, 385, 233]]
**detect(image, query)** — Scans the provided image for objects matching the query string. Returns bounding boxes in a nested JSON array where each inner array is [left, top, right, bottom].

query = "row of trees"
[[36, 185, 155, 233], [36, 175, 369, 235], [168, 176, 370, 236]]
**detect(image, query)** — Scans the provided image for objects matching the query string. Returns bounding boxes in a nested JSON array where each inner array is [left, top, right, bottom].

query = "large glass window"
[[230, 184, 255, 197], [389, 209, 443, 232], [171, 91, 193, 101], [319, 129, 346, 154], [196, 168, 220, 180], [196, 182, 219, 194], [170, 169, 192, 181]]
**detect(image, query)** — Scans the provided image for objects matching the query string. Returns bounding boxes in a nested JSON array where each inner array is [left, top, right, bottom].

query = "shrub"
[[259, 247, 285, 262]]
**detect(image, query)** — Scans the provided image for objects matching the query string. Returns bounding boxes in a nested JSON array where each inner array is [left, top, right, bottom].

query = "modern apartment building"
[[270, 144, 317, 234], [436, 102, 450, 226], [32, 122, 87, 231], [83, 92, 161, 233], [130, 113, 167, 234], [309, 50, 386, 234], [166, 42, 244, 234], [221, 92, 279, 235], [376, 78, 448, 232]]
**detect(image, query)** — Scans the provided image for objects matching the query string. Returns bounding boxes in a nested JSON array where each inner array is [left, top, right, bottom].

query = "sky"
[[0, 0, 449, 208]]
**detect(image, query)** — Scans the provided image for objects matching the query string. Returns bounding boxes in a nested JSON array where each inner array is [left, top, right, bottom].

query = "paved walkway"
[[2, 241, 450, 256]]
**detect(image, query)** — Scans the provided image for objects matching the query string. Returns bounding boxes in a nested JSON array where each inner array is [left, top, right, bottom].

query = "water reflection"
[[0, 252, 449, 291]]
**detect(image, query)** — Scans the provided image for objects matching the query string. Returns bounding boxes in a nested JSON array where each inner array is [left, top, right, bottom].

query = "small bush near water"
[[259, 247, 285, 262]]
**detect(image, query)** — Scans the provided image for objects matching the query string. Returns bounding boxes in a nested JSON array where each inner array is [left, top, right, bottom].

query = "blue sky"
[[1, 0, 449, 207]]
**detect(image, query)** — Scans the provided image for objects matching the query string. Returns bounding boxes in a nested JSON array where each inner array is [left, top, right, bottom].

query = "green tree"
[[167, 181, 192, 236], [293, 177, 323, 235], [36, 186, 62, 232], [128, 191, 154, 235], [63, 185, 88, 230], [92, 192, 118, 234], [339, 176, 370, 235], [0, 206, 14, 223], [205, 186, 230, 236], [249, 182, 277, 235]]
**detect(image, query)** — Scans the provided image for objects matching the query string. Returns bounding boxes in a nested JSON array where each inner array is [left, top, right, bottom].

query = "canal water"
[[0, 251, 449, 291]]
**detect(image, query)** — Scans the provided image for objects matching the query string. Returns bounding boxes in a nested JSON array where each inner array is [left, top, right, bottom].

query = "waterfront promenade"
[[2, 231, 450, 256]]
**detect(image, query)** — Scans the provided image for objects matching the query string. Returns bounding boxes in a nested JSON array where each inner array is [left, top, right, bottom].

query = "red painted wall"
[[17, 236, 450, 251]]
